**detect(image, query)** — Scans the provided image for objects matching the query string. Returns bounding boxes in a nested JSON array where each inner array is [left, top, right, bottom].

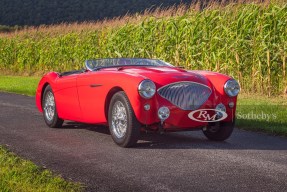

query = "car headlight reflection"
[[138, 79, 156, 99], [224, 79, 240, 97]]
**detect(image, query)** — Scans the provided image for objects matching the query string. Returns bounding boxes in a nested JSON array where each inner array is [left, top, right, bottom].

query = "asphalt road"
[[0, 92, 287, 192]]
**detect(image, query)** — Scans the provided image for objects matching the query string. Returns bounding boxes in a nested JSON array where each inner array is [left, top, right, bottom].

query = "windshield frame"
[[85, 58, 174, 71]]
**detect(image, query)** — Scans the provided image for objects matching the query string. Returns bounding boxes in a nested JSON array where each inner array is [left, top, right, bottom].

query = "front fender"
[[192, 70, 238, 122], [35, 72, 59, 112]]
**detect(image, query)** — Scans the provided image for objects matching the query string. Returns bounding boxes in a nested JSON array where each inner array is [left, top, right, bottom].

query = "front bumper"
[[138, 93, 237, 130]]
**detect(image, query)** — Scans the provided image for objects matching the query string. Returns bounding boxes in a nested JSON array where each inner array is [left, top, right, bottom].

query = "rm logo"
[[188, 109, 228, 122]]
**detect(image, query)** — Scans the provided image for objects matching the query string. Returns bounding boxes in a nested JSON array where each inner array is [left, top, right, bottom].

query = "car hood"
[[118, 66, 211, 87]]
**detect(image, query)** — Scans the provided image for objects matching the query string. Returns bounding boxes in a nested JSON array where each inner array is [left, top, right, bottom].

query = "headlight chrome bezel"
[[138, 79, 156, 99], [224, 79, 240, 97]]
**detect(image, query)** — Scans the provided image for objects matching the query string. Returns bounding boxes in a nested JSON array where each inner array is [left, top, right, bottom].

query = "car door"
[[77, 71, 107, 124], [54, 75, 82, 121]]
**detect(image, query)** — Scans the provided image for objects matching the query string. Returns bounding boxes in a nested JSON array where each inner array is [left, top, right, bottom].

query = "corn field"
[[0, 2, 286, 95]]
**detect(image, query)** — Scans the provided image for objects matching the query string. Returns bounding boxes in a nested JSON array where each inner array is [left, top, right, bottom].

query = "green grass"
[[236, 94, 287, 136], [0, 146, 83, 192], [0, 76, 40, 96]]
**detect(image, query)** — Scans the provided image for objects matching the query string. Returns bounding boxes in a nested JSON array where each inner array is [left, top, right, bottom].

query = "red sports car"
[[36, 58, 240, 147]]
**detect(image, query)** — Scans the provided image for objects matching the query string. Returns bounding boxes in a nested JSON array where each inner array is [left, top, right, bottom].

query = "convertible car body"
[[36, 58, 240, 147]]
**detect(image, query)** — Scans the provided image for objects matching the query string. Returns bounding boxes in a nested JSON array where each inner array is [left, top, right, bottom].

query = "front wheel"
[[203, 121, 234, 141], [42, 85, 63, 128], [108, 91, 140, 147]]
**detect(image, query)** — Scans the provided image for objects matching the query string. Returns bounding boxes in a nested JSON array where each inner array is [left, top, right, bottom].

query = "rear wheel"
[[203, 121, 234, 141], [108, 91, 140, 147], [42, 85, 63, 128]]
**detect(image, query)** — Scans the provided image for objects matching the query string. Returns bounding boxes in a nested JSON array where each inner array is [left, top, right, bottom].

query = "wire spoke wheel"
[[44, 91, 55, 121], [108, 91, 140, 147], [42, 85, 63, 128], [111, 101, 128, 138]]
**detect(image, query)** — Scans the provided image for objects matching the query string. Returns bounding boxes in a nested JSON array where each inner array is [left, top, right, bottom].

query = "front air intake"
[[158, 82, 212, 110]]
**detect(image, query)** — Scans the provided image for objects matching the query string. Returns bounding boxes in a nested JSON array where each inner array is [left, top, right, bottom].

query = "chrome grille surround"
[[157, 81, 212, 110]]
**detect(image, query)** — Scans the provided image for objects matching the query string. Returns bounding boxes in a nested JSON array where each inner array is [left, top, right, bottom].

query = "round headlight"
[[138, 79, 156, 99], [224, 79, 240, 97]]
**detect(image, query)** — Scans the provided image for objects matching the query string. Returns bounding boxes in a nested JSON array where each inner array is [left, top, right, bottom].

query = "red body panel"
[[36, 66, 238, 130]]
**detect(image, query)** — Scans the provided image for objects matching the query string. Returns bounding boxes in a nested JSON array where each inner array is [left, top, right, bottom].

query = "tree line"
[[0, 0, 194, 26]]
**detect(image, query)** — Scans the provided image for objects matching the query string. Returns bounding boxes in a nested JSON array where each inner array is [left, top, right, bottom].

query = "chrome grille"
[[158, 82, 212, 110]]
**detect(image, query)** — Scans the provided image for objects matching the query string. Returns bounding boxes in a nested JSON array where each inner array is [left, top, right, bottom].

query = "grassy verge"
[[0, 76, 40, 96], [0, 146, 83, 192], [236, 94, 287, 136]]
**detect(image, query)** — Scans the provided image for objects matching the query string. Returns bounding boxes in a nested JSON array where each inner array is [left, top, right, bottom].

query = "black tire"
[[42, 85, 63, 128], [108, 91, 140, 147], [203, 121, 234, 141]]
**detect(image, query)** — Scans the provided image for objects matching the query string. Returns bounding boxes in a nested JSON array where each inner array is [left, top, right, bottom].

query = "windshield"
[[85, 58, 174, 71]]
